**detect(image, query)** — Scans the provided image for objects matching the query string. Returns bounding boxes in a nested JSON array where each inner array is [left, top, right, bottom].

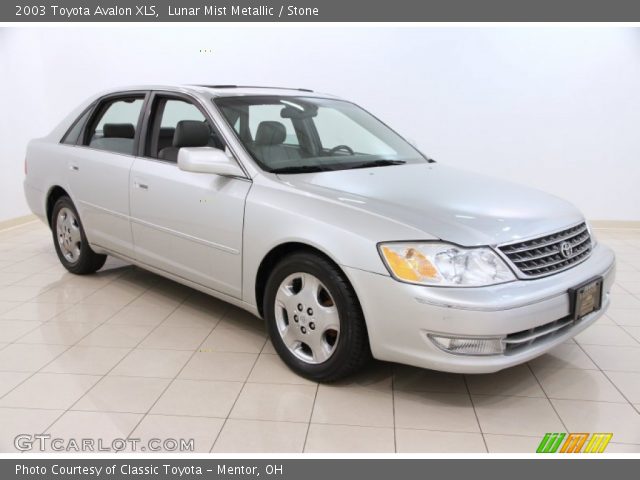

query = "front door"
[[129, 94, 250, 298]]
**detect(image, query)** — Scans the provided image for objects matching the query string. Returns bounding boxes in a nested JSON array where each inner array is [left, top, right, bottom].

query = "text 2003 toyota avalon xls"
[[23, 85, 615, 381]]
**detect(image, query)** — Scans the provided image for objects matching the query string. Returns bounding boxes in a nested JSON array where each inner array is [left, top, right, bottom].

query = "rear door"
[[66, 92, 147, 258], [129, 92, 250, 298]]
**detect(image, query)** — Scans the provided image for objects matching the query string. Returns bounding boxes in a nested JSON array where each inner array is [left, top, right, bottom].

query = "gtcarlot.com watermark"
[[15, 434, 194, 452]]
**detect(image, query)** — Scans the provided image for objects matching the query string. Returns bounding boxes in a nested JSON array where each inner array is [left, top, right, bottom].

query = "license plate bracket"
[[569, 276, 603, 322]]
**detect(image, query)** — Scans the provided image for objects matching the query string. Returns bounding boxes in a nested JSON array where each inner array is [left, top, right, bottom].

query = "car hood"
[[278, 163, 585, 246]]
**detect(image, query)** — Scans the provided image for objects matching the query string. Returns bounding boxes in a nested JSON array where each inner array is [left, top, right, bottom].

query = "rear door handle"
[[69, 164, 79, 171], [134, 181, 149, 190]]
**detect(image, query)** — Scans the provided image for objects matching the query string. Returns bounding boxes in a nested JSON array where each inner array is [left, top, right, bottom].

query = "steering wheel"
[[329, 144, 355, 155]]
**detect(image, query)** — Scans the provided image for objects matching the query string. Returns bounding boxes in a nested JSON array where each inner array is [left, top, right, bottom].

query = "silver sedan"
[[23, 85, 615, 381]]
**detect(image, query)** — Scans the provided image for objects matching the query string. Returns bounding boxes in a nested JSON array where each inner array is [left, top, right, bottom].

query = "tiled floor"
[[0, 221, 639, 453]]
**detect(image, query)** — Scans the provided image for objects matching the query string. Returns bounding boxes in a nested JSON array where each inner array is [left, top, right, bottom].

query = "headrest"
[[159, 127, 175, 139], [103, 123, 135, 139], [173, 120, 210, 148], [255, 121, 286, 146]]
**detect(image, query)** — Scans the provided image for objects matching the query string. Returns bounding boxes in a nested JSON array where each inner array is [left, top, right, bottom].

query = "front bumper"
[[345, 243, 616, 373]]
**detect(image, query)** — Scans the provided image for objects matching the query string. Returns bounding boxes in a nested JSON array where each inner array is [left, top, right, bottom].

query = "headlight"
[[378, 242, 516, 287]]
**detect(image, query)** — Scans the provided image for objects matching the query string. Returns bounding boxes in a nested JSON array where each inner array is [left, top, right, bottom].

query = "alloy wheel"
[[56, 207, 82, 263], [274, 272, 340, 364]]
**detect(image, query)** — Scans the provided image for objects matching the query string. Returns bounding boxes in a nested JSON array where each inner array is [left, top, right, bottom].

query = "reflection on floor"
[[0, 221, 639, 453]]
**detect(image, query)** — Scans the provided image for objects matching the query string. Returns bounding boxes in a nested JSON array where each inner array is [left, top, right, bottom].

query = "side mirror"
[[177, 147, 244, 177]]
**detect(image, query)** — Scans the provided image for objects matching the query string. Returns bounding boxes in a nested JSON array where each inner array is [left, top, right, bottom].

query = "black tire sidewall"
[[263, 253, 365, 381], [51, 196, 103, 274]]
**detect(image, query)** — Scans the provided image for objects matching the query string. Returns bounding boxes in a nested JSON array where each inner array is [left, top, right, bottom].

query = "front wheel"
[[51, 196, 107, 275], [263, 251, 371, 382]]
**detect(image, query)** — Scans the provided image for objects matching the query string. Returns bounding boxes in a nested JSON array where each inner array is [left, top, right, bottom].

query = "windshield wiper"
[[270, 165, 331, 174], [271, 159, 406, 174], [344, 159, 406, 170]]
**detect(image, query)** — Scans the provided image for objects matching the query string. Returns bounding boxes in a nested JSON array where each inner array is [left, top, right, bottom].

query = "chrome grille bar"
[[504, 317, 575, 353], [503, 318, 573, 345], [498, 222, 592, 278], [501, 224, 588, 255]]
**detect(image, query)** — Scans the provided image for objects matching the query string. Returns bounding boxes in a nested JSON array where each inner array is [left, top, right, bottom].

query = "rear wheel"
[[51, 196, 107, 275], [263, 251, 371, 382]]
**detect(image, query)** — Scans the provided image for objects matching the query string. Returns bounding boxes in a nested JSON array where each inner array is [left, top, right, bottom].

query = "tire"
[[51, 196, 107, 275], [263, 251, 371, 382]]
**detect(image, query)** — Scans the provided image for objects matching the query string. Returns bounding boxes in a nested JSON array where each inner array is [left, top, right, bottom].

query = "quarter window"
[[61, 107, 92, 145]]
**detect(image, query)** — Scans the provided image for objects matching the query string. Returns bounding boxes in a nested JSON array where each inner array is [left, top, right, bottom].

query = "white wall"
[[0, 29, 50, 222], [1, 26, 639, 222]]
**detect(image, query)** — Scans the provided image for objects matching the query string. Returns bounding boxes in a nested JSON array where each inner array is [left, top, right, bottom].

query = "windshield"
[[214, 96, 428, 173]]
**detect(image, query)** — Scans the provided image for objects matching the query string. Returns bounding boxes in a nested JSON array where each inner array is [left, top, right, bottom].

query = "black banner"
[[5, 459, 640, 480], [4, 0, 640, 22]]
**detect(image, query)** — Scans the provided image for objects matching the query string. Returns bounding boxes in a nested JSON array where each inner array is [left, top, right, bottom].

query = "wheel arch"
[[46, 185, 71, 227], [254, 241, 361, 320]]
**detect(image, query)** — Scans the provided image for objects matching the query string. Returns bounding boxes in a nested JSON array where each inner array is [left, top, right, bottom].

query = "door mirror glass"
[[177, 147, 244, 177]]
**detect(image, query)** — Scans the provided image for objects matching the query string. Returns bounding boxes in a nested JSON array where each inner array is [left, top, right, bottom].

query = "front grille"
[[499, 223, 592, 278], [503, 316, 574, 353]]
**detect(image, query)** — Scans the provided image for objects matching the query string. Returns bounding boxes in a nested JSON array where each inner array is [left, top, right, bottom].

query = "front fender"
[[241, 175, 429, 307]]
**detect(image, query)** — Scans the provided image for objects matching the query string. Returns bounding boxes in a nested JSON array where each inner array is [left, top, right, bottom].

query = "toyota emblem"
[[560, 241, 573, 259]]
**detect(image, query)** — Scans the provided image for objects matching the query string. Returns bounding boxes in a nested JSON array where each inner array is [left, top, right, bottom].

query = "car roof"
[[97, 84, 340, 99]]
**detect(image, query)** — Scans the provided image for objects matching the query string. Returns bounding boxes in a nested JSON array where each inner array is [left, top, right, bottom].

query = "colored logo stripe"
[[583, 433, 613, 453], [560, 433, 589, 453], [536, 433, 566, 453], [536, 433, 613, 453]]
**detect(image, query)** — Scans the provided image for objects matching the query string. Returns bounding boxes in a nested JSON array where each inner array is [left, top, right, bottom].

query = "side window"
[[85, 97, 144, 155], [61, 107, 93, 145], [248, 105, 299, 146], [146, 97, 225, 162], [160, 100, 205, 127]]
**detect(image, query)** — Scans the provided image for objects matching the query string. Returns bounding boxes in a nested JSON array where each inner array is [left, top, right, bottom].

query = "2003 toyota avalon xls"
[[23, 85, 615, 381]]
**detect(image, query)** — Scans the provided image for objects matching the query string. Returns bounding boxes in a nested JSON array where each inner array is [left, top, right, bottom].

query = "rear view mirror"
[[280, 104, 318, 119], [178, 147, 244, 177]]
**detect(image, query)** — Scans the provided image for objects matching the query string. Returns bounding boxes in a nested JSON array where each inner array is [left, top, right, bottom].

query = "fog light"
[[428, 334, 504, 356]]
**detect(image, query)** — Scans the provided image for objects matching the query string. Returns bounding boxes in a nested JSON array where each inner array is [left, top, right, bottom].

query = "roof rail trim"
[[194, 85, 314, 93]]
